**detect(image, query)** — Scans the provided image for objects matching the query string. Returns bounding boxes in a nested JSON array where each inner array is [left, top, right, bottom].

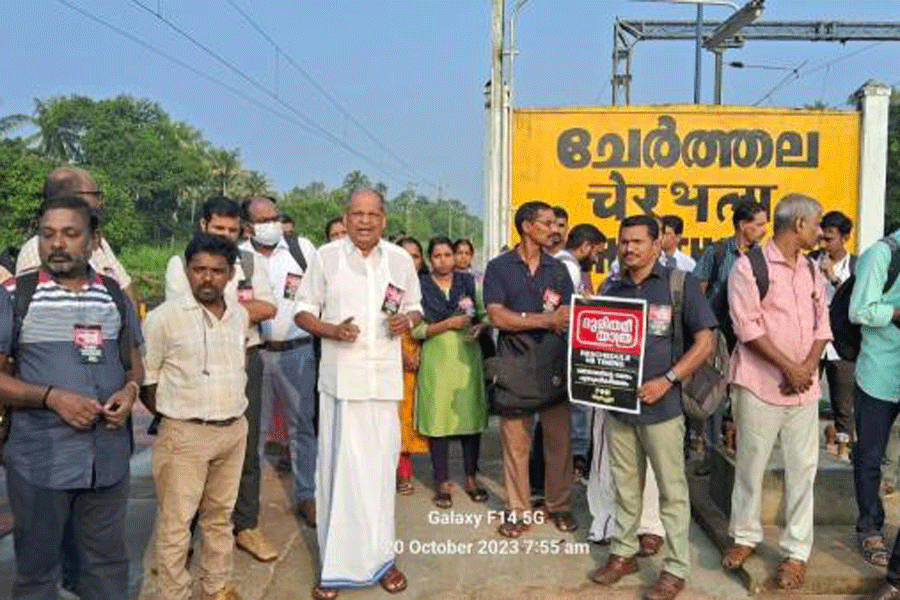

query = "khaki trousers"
[[152, 417, 248, 600], [500, 400, 572, 513], [729, 386, 818, 561], [608, 414, 690, 579]]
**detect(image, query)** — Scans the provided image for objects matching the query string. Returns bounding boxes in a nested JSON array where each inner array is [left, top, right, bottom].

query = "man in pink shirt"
[[720, 194, 831, 591]]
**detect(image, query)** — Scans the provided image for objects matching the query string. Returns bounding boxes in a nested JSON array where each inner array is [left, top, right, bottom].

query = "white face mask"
[[252, 221, 283, 247]]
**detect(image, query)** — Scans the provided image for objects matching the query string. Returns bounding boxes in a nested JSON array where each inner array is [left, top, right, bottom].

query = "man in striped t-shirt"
[[0, 196, 144, 599]]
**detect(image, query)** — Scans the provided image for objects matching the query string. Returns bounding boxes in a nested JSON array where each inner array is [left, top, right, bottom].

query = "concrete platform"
[[710, 444, 857, 526], [690, 455, 896, 596]]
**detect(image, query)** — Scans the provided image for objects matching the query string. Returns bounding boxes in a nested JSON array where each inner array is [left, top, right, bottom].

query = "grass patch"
[[119, 239, 187, 304]]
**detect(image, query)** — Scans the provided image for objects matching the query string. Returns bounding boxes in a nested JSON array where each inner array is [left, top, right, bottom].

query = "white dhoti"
[[587, 408, 665, 542], [317, 392, 400, 588]]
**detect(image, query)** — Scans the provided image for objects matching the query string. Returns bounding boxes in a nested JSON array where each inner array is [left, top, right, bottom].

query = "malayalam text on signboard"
[[511, 106, 861, 278], [568, 296, 647, 415]]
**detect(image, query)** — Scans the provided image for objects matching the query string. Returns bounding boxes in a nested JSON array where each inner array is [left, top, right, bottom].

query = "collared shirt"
[[483, 249, 574, 321], [16, 235, 132, 289], [164, 250, 275, 348], [728, 240, 831, 406], [610, 251, 696, 278], [241, 236, 319, 343], [663, 249, 697, 273], [0, 270, 143, 490], [143, 294, 249, 420], [693, 236, 742, 300], [815, 251, 852, 361], [850, 230, 900, 402], [554, 250, 583, 292], [294, 237, 422, 401], [602, 263, 717, 425]]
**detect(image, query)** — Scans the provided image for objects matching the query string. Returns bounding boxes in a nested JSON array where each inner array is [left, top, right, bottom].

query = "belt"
[[187, 416, 240, 427], [263, 338, 312, 352]]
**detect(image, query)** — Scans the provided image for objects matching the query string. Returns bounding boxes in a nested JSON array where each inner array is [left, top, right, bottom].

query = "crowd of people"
[[3, 166, 900, 600]]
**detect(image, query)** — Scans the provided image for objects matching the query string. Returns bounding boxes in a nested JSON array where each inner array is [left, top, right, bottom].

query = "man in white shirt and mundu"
[[295, 187, 423, 600]]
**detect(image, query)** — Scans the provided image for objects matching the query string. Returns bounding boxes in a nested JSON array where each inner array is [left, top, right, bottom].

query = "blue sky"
[[2, 1, 898, 213]]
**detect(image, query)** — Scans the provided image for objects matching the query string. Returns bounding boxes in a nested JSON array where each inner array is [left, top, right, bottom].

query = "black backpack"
[[830, 237, 900, 362], [710, 243, 815, 352]]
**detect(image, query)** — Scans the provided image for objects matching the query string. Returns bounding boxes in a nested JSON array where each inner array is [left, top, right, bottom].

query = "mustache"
[[47, 252, 73, 262]]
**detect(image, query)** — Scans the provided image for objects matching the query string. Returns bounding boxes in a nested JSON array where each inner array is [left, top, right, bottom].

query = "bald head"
[[44, 168, 102, 211], [245, 197, 278, 223]]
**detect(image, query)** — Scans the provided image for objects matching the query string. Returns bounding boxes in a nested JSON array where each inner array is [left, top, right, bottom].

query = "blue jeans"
[[570, 403, 591, 458], [260, 342, 318, 504]]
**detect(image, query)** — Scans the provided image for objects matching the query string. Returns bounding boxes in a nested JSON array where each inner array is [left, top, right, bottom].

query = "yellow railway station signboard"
[[511, 105, 861, 275]]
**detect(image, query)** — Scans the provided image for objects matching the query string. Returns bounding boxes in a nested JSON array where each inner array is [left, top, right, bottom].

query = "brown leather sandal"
[[721, 544, 754, 570], [776, 558, 806, 590], [311, 584, 339, 600], [497, 520, 530, 538], [379, 566, 408, 594], [396, 478, 414, 495]]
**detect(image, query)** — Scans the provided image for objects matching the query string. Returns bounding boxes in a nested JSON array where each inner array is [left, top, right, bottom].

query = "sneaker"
[[235, 527, 278, 562]]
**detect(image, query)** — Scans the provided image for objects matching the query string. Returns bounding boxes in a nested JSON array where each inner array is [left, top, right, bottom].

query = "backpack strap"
[[238, 249, 255, 283], [11, 271, 40, 361], [882, 237, 900, 294], [669, 269, 686, 364], [710, 239, 726, 288], [284, 236, 307, 272], [98, 274, 133, 372], [747, 244, 769, 300]]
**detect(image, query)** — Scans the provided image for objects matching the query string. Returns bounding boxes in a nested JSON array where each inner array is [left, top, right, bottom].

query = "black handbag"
[[484, 332, 568, 416]]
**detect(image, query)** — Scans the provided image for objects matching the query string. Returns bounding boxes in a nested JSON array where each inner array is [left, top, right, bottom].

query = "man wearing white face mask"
[[241, 196, 320, 528]]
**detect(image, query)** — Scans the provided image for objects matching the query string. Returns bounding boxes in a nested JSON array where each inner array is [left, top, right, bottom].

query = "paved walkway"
[[0, 418, 868, 599]]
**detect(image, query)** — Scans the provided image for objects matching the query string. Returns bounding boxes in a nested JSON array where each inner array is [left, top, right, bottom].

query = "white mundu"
[[294, 237, 422, 586]]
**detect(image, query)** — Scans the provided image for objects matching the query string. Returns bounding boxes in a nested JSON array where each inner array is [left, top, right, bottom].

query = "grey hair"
[[772, 194, 822, 234], [345, 186, 386, 213]]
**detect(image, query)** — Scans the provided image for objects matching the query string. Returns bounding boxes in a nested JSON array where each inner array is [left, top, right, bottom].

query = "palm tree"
[[0, 113, 30, 138], [208, 147, 241, 196], [239, 170, 270, 197]]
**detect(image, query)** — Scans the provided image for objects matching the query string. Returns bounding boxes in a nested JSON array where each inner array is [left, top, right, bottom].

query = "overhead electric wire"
[[126, 0, 413, 185], [752, 60, 807, 107], [752, 41, 883, 106], [226, 0, 439, 191]]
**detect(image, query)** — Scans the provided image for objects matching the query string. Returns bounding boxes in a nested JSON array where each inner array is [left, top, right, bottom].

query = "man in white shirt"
[[660, 215, 697, 273], [547, 206, 569, 256], [295, 187, 422, 599], [815, 210, 856, 460], [241, 196, 321, 528], [16, 168, 138, 307], [164, 197, 278, 561]]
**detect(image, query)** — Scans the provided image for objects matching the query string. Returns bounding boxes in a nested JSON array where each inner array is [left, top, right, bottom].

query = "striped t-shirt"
[[0, 270, 142, 490]]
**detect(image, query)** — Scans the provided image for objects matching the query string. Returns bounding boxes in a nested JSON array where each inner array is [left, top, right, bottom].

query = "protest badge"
[[382, 283, 405, 315], [568, 295, 647, 414]]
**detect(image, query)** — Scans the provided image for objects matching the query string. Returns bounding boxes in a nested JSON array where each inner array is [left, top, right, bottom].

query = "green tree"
[[887, 88, 900, 233]]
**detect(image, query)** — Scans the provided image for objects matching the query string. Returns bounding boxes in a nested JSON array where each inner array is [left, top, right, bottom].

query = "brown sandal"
[[379, 566, 408, 594], [312, 584, 339, 600], [396, 478, 414, 495], [497, 520, 530, 538], [721, 544, 754, 570], [776, 558, 806, 590]]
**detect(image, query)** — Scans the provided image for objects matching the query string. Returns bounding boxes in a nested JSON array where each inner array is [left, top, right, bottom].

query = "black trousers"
[[7, 468, 129, 600], [852, 385, 900, 585], [233, 345, 265, 532], [823, 359, 857, 438], [429, 434, 481, 484]]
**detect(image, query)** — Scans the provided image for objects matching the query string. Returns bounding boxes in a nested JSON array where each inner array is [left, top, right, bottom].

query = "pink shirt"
[[728, 240, 831, 406]]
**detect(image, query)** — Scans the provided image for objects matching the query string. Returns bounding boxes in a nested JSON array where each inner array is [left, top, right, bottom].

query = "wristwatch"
[[665, 369, 679, 384]]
